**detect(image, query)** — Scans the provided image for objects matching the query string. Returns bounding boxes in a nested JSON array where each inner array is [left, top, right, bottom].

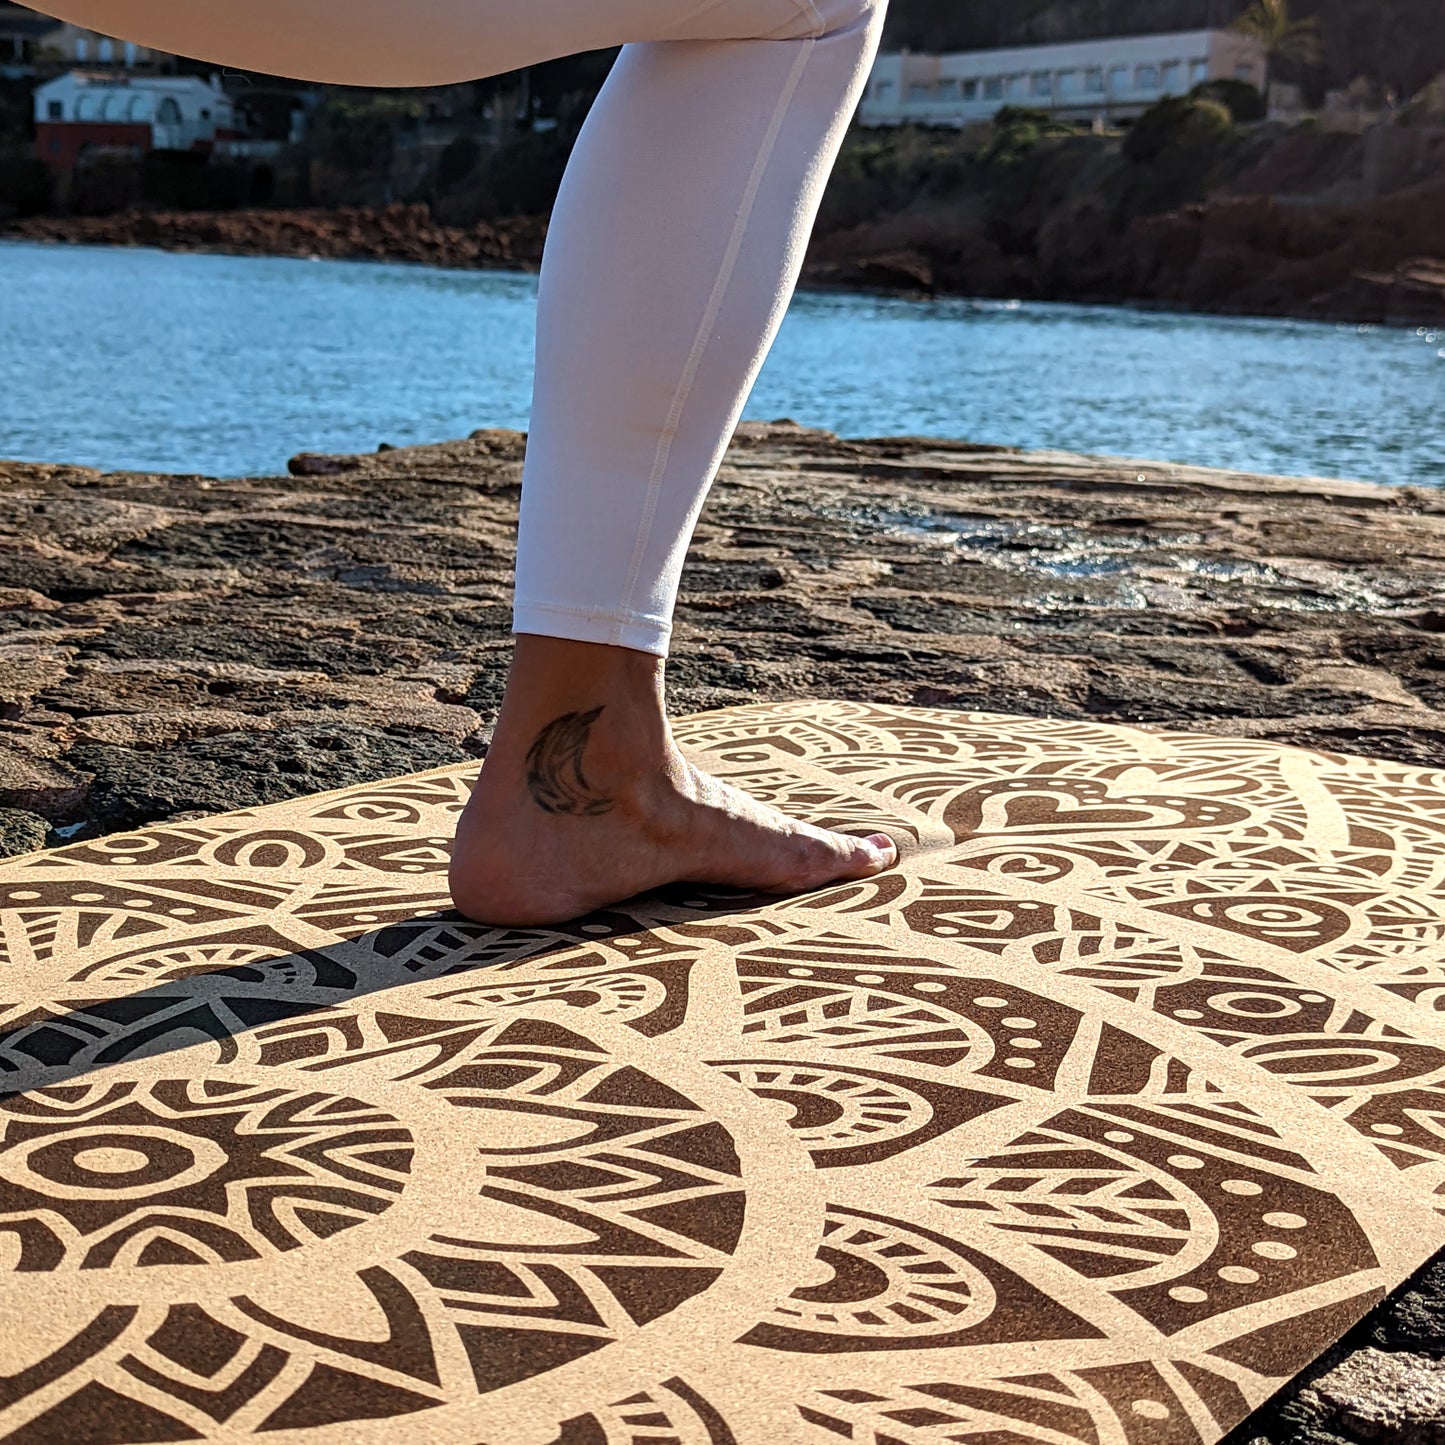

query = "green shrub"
[[0, 155, 54, 217], [992, 105, 1052, 129], [1125, 96, 1235, 165], [475, 129, 572, 216], [983, 105, 1086, 166], [1189, 78, 1267, 123], [434, 128, 576, 222], [437, 134, 482, 191], [141, 149, 210, 209], [69, 151, 142, 216], [306, 93, 423, 172], [816, 126, 973, 230]]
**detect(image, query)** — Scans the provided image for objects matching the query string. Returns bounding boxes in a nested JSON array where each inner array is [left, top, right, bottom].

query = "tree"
[[1231, 0, 1323, 90], [304, 93, 423, 173]]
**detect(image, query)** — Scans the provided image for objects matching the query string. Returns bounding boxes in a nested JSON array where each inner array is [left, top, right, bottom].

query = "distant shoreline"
[[5, 201, 1444, 330]]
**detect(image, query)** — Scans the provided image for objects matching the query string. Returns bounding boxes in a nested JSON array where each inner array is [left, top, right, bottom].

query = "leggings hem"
[[513, 599, 672, 657]]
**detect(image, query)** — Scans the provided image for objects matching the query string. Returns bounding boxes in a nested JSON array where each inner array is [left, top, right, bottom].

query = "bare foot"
[[449, 639, 897, 928]]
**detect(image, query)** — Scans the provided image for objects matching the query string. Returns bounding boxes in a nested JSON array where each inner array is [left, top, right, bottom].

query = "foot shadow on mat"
[[0, 883, 817, 1097]]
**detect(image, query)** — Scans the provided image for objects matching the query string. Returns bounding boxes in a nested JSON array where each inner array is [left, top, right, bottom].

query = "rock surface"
[[807, 168, 1445, 326], [1115, 188, 1445, 327], [1229, 1252, 1445, 1445], [2, 422, 1443, 1439], [1298, 1350, 1445, 1444], [3, 422, 1443, 844], [0, 202, 549, 272]]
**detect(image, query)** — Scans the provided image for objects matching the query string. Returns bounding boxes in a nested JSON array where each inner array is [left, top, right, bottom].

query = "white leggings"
[[33, 0, 888, 655]]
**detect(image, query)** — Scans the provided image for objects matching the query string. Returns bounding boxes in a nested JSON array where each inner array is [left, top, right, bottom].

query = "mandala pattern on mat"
[[0, 700, 1441, 1443]]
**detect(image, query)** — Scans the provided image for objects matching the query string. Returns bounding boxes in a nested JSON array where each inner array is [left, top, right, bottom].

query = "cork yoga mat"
[[1, 700, 1443, 1445]]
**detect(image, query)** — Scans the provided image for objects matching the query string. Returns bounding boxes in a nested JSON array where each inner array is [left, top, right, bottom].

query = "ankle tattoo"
[[524, 706, 616, 817]]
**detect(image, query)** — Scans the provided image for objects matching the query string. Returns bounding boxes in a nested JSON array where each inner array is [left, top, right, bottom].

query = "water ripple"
[[1, 240, 1440, 487]]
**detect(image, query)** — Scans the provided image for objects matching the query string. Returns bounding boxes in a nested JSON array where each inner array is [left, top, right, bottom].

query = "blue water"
[[2, 238, 1442, 486]]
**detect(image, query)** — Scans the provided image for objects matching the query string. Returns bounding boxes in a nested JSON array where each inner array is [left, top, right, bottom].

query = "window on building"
[[937, 78, 959, 97], [1007, 75, 1027, 97], [1190, 60, 1209, 84], [1108, 65, 1129, 92], [875, 79, 893, 94], [75, 37, 88, 60], [1056, 70, 1079, 95], [983, 77, 1003, 100], [1160, 62, 1183, 92], [97, 37, 113, 61], [1085, 68, 1105, 93], [47, 100, 62, 119], [200, 107, 211, 119], [157, 97, 181, 124], [962, 79, 978, 100], [908, 82, 930, 100], [1031, 71, 1052, 96], [1135, 65, 1158, 89], [123, 40, 136, 65]]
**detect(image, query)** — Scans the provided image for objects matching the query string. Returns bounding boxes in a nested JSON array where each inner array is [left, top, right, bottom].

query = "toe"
[[854, 832, 898, 875], [830, 831, 898, 882]]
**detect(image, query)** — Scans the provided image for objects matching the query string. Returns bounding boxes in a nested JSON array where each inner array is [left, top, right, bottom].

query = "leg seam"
[[797, 0, 827, 37], [610, 35, 817, 645]]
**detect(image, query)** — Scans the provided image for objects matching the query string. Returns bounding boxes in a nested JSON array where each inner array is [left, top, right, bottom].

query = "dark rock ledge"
[[4, 421, 1441, 855], [1, 423, 1443, 1438]]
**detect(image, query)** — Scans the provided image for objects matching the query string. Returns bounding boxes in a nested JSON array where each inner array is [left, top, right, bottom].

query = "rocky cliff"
[[806, 119, 1445, 324]]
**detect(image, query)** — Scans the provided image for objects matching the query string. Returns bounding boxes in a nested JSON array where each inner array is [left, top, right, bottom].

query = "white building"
[[0, 7, 176, 73], [858, 29, 1268, 129], [37, 18, 173, 69], [33, 72, 239, 172], [0, 3, 61, 75]]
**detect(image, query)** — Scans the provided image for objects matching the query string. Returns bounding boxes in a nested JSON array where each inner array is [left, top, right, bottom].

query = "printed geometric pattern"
[[0, 699, 1442, 1443]]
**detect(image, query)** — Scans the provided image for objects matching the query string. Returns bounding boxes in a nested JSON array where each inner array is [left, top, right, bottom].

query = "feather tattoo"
[[524, 707, 616, 817]]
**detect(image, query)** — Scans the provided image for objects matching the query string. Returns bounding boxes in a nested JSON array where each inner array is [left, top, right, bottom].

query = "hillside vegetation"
[[803, 102, 1445, 324]]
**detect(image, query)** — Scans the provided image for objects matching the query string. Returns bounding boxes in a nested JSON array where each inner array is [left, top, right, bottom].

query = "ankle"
[[563, 703, 675, 787], [478, 634, 677, 797]]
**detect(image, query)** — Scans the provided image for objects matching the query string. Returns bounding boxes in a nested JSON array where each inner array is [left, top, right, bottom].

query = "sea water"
[[1, 238, 1441, 486]]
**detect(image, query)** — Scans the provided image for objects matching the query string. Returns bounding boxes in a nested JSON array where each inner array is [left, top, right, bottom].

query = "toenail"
[[865, 833, 898, 865]]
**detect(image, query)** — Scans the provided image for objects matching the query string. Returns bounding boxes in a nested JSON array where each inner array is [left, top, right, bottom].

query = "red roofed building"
[[33, 71, 240, 173]]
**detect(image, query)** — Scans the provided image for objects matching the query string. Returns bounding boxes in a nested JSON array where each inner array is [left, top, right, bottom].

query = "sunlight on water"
[[853, 506, 1393, 613], [1, 239, 1440, 486]]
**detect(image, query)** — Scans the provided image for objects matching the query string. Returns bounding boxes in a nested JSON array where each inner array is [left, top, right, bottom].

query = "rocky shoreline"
[[2, 423, 1444, 1439], [5, 196, 1444, 327], [0, 202, 549, 273], [809, 192, 1445, 328], [3, 422, 1443, 849]]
